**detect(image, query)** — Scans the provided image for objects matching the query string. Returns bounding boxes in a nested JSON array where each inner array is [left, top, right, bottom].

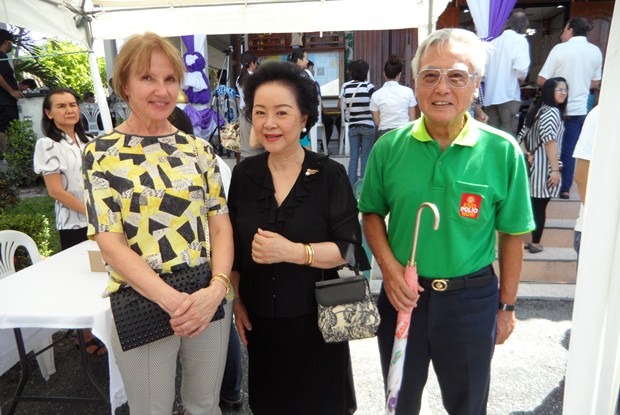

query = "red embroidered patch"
[[459, 193, 482, 219]]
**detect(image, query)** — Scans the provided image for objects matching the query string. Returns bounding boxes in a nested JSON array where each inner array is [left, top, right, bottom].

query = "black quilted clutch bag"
[[110, 262, 226, 351]]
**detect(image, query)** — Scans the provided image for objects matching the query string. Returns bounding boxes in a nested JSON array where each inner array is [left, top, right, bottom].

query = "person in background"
[[289, 49, 312, 149], [308, 59, 335, 154], [33, 89, 106, 356], [484, 11, 531, 137], [538, 16, 603, 199], [0, 29, 23, 157], [360, 28, 534, 414], [82, 91, 95, 103], [237, 51, 264, 161], [518, 77, 568, 254], [470, 85, 489, 123], [80, 90, 103, 132], [370, 55, 418, 140], [83, 32, 234, 414], [573, 104, 600, 256], [228, 61, 369, 414], [340, 59, 375, 187], [19, 79, 38, 92]]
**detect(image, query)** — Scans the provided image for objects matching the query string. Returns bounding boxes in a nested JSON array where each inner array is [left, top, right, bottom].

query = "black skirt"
[[246, 311, 357, 415]]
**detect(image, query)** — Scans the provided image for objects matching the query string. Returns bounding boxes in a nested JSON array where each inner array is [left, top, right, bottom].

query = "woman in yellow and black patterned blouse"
[[83, 32, 234, 414]]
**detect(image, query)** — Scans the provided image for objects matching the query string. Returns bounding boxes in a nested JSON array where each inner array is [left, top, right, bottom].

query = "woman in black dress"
[[228, 61, 369, 414]]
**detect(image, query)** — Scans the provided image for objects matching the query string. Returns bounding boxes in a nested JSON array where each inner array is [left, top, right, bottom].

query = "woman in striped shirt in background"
[[340, 59, 375, 187], [518, 77, 568, 253]]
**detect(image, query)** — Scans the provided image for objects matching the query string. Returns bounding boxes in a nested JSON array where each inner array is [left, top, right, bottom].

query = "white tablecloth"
[[0, 240, 126, 412]]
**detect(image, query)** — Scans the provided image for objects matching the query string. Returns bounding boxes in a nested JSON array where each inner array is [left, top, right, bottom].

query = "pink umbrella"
[[385, 202, 440, 414]]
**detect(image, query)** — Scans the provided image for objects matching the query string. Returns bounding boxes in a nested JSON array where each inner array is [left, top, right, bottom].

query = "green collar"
[[411, 112, 478, 147]]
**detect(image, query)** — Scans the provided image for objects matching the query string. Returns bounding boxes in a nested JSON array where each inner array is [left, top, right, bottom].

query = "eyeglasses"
[[416, 68, 477, 88], [555, 88, 568, 93]]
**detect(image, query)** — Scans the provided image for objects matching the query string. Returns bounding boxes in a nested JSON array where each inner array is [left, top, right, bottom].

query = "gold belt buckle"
[[431, 279, 449, 291]]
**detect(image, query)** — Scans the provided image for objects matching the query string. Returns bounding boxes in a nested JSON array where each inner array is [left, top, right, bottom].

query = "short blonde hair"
[[112, 32, 185, 101], [411, 28, 490, 78]]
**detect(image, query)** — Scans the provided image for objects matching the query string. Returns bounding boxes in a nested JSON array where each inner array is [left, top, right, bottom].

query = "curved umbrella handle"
[[408, 202, 440, 266]]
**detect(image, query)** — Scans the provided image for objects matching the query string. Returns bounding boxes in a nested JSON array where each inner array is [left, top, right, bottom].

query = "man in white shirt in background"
[[538, 16, 603, 199], [484, 11, 530, 137]]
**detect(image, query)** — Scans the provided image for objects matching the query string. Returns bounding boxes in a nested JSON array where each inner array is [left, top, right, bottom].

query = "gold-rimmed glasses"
[[416, 68, 477, 88]]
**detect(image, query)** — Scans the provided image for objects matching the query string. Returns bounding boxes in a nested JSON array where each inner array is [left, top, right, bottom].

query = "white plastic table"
[[0, 240, 125, 414]]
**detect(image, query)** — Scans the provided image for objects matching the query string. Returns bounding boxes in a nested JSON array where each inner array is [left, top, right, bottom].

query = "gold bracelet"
[[210, 275, 230, 295], [212, 272, 231, 286], [304, 243, 314, 266]]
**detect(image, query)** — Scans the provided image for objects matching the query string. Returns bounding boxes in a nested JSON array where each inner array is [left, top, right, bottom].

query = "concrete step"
[[523, 219, 576, 248], [547, 197, 580, 219], [517, 246, 577, 283]]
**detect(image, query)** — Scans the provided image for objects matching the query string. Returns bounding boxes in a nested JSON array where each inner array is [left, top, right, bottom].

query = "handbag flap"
[[315, 275, 367, 306]]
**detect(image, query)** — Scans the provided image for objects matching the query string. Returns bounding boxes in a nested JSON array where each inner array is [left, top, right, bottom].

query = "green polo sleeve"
[[495, 139, 535, 235]]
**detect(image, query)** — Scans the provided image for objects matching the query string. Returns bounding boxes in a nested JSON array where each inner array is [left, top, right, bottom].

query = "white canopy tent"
[[1, 0, 450, 133], [0, 0, 449, 43]]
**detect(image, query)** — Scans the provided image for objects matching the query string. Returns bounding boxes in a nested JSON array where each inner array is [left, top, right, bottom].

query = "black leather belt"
[[419, 265, 495, 292]]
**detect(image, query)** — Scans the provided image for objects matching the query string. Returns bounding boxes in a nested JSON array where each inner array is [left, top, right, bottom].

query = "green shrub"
[[4, 119, 39, 187], [1, 196, 61, 257], [0, 171, 18, 212]]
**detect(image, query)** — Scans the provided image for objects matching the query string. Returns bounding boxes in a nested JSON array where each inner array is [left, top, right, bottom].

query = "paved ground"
[[3, 297, 608, 415]]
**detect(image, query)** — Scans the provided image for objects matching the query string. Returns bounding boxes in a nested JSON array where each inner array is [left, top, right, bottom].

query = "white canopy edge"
[[0, 0, 88, 44], [2, 0, 449, 43], [88, 0, 448, 39]]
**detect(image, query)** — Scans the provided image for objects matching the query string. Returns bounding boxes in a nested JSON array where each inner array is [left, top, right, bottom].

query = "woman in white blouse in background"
[[370, 55, 418, 140], [33, 89, 105, 356]]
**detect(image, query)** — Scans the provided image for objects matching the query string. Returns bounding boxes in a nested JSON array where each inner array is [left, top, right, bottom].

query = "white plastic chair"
[[0, 230, 56, 380], [79, 102, 101, 134], [111, 101, 131, 123], [309, 98, 329, 155]]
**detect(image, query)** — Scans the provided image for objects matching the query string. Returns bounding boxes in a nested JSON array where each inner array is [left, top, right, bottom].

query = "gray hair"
[[411, 28, 491, 78]]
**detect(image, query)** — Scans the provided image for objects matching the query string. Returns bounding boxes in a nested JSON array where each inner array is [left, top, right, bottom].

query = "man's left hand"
[[496, 309, 516, 344]]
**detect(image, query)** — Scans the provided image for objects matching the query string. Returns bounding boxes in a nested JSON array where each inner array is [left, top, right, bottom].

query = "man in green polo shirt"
[[359, 29, 534, 415]]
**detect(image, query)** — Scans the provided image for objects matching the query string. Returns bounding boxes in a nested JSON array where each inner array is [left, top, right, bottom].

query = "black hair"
[[384, 55, 402, 80], [168, 106, 194, 135], [524, 77, 568, 128], [349, 60, 370, 82], [288, 49, 306, 65], [41, 89, 90, 144], [307, 60, 314, 68], [83, 91, 95, 101], [504, 11, 529, 35], [242, 61, 319, 135], [238, 51, 258, 88], [20, 79, 37, 90], [567, 17, 593, 37], [0, 29, 14, 44]]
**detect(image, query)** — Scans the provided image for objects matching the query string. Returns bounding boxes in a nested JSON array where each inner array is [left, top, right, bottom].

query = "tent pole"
[[88, 51, 113, 132]]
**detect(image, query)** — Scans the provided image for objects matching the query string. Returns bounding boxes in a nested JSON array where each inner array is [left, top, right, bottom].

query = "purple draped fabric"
[[181, 35, 211, 104], [487, 0, 518, 40], [183, 106, 224, 130]]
